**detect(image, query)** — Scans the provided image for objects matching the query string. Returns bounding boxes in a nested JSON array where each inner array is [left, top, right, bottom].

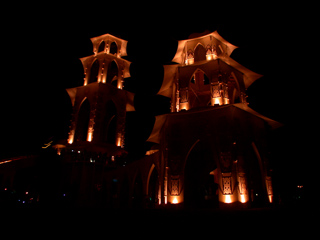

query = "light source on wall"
[[206, 53, 217, 61], [87, 128, 93, 142], [87, 133, 93, 142], [171, 195, 182, 204], [172, 197, 179, 204], [116, 134, 122, 147], [68, 131, 74, 144], [179, 102, 189, 111], [239, 194, 247, 203], [211, 97, 222, 106], [268, 195, 273, 203], [224, 195, 232, 203], [117, 80, 123, 89], [185, 58, 194, 65]]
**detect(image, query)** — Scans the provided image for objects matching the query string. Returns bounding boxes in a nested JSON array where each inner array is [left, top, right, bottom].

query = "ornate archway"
[[183, 140, 218, 208]]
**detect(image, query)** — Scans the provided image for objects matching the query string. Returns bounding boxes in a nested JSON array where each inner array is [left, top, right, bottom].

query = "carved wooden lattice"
[[222, 176, 232, 194], [171, 177, 180, 196]]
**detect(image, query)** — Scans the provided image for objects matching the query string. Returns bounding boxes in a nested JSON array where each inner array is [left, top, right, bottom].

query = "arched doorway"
[[75, 98, 90, 142], [132, 172, 143, 208], [88, 59, 99, 84], [147, 165, 159, 208], [249, 142, 268, 206], [184, 141, 218, 208]]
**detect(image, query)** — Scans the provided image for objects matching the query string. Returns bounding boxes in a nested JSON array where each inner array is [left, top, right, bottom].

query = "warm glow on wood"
[[212, 97, 222, 106], [117, 80, 123, 89], [206, 54, 217, 61], [172, 196, 179, 204], [185, 58, 194, 65], [116, 136, 122, 147], [224, 195, 232, 203], [68, 132, 74, 144], [180, 102, 189, 111], [240, 194, 247, 203], [87, 128, 93, 142]]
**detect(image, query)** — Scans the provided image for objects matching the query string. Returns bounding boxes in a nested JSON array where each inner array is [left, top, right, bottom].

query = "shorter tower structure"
[[67, 34, 133, 148], [60, 34, 134, 206]]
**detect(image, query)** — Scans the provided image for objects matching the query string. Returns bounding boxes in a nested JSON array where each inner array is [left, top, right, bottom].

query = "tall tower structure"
[[150, 31, 280, 207]]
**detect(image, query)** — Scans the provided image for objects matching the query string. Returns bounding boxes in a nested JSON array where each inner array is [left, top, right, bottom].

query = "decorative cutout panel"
[[222, 176, 232, 195], [170, 176, 180, 196]]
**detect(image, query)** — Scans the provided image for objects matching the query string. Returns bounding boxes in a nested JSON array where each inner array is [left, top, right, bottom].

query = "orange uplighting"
[[206, 54, 217, 61], [268, 195, 273, 203], [240, 194, 247, 203], [185, 58, 194, 65], [87, 130, 93, 142], [117, 81, 123, 89], [172, 197, 179, 204], [212, 97, 222, 106], [179, 102, 189, 111], [68, 132, 74, 144], [224, 195, 232, 203], [116, 136, 122, 147]]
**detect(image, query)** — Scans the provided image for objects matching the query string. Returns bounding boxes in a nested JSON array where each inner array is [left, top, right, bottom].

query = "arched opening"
[[233, 88, 241, 103], [184, 141, 218, 208], [132, 172, 143, 208], [88, 59, 100, 84], [249, 142, 268, 206], [98, 41, 105, 52], [119, 176, 130, 208], [188, 69, 211, 109], [75, 98, 90, 142], [110, 42, 118, 55], [106, 60, 119, 86], [194, 44, 206, 62], [100, 100, 117, 144], [147, 165, 159, 207]]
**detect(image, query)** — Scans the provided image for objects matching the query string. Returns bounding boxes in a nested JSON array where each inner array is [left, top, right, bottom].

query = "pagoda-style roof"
[[147, 104, 282, 144], [157, 31, 262, 98], [90, 33, 128, 57], [172, 31, 238, 63]]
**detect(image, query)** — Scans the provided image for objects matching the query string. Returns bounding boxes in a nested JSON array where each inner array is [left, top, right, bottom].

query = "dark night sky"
[[2, 9, 315, 195]]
